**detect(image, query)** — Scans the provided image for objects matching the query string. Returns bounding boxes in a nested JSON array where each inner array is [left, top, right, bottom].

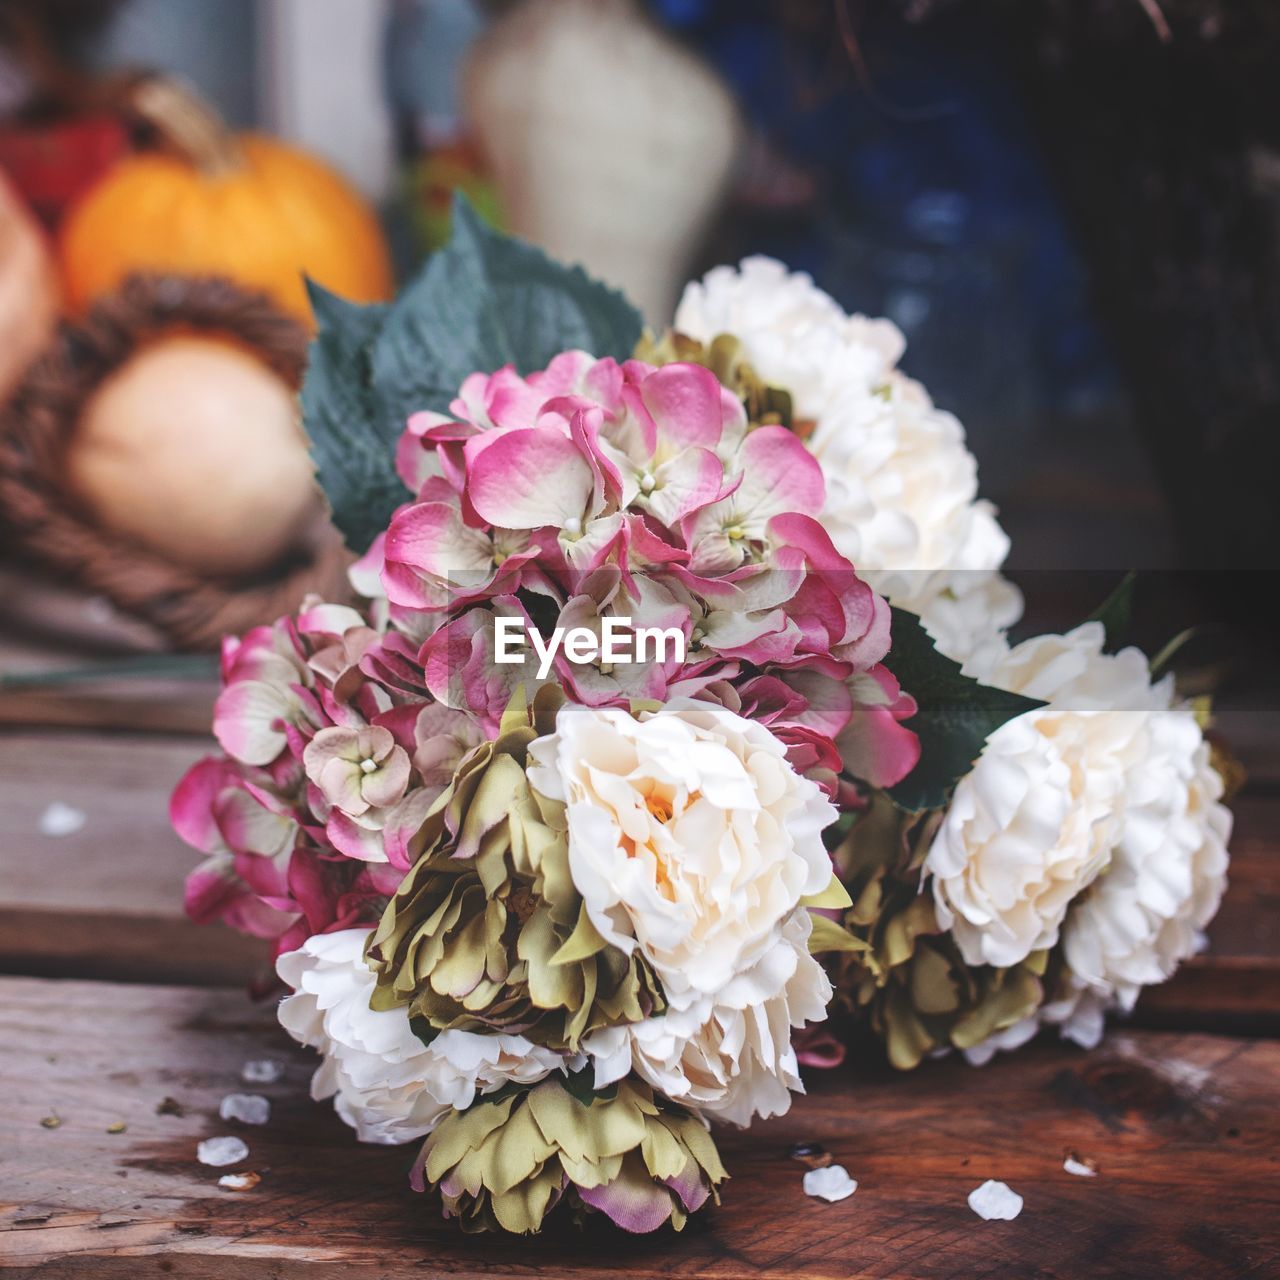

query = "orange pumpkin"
[[58, 77, 393, 327]]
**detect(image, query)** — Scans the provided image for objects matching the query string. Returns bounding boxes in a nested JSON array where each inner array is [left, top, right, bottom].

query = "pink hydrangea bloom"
[[174, 351, 921, 964]]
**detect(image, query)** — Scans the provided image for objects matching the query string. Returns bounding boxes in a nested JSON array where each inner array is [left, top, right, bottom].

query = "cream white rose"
[[277, 928, 567, 1144], [527, 698, 836, 1012], [674, 258, 1021, 667]]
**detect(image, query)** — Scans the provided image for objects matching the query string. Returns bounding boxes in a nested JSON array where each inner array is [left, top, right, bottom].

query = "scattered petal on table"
[[39, 802, 86, 837], [241, 1059, 285, 1085], [803, 1165, 858, 1203], [197, 1136, 249, 1167], [219, 1093, 270, 1125], [968, 1180, 1023, 1220], [218, 1171, 262, 1191]]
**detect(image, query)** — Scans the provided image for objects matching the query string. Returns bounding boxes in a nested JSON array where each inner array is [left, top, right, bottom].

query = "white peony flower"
[[528, 698, 836, 1125], [927, 624, 1170, 970], [528, 698, 835, 1011], [1048, 714, 1231, 1047], [674, 257, 1021, 668], [277, 928, 567, 1144], [584, 911, 832, 1127], [929, 623, 1231, 1059]]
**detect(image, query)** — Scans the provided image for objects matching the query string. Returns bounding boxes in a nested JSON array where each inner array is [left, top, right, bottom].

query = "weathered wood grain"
[[0, 728, 1276, 1025], [0, 731, 268, 986], [0, 977, 1276, 1279], [0, 683, 217, 737], [0, 632, 217, 736]]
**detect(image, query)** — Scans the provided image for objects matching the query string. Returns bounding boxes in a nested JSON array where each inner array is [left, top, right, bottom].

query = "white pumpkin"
[[65, 334, 320, 578]]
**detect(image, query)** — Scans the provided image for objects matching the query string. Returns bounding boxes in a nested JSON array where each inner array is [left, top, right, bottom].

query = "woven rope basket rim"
[[0, 273, 352, 650]]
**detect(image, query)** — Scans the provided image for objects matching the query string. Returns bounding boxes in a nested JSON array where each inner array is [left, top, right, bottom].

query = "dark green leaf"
[[301, 195, 645, 552], [882, 608, 1045, 813], [302, 284, 402, 554], [560, 1067, 619, 1107], [408, 1015, 439, 1050], [1085, 571, 1136, 653]]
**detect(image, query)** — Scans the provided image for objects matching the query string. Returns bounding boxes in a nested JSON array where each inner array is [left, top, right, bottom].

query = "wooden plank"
[[0, 731, 269, 987], [0, 728, 1276, 1026], [0, 563, 218, 735], [0, 683, 217, 737], [0, 635, 217, 736], [0, 977, 1275, 1278]]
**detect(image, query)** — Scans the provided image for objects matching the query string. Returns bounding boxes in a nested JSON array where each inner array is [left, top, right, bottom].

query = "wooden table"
[[2, 632, 1278, 1278]]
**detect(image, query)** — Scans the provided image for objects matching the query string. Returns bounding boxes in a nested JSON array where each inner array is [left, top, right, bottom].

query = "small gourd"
[[65, 333, 320, 578]]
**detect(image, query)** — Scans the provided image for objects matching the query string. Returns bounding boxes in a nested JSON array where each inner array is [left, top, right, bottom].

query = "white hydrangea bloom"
[[674, 257, 1021, 667], [674, 256, 903, 421], [930, 624, 1231, 1059], [277, 928, 567, 1144]]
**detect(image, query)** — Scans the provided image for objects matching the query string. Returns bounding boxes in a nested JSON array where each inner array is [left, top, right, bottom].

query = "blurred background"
[[1, 0, 1277, 676]]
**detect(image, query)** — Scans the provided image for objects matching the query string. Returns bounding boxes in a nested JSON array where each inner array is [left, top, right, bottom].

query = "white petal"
[[197, 1136, 249, 1167], [968, 1180, 1023, 1220], [803, 1165, 858, 1203]]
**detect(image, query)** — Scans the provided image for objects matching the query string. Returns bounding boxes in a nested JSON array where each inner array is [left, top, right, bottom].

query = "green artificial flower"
[[366, 686, 665, 1050], [419, 1073, 727, 1234], [828, 792, 1048, 1070]]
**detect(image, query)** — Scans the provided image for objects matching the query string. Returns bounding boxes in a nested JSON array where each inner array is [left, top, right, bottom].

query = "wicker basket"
[[0, 273, 353, 650]]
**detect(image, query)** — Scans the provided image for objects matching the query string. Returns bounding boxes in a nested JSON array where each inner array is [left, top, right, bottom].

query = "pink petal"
[[385, 501, 494, 577], [644, 447, 725, 526], [640, 363, 724, 450], [326, 811, 390, 861], [170, 758, 236, 853], [362, 746, 411, 808], [303, 727, 359, 781], [215, 788, 296, 859], [213, 681, 295, 766], [577, 1173, 676, 1234], [467, 429, 595, 529], [838, 702, 921, 789], [734, 425, 826, 519]]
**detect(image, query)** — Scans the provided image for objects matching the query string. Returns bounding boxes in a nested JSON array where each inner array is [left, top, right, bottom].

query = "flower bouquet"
[[174, 200, 1232, 1235]]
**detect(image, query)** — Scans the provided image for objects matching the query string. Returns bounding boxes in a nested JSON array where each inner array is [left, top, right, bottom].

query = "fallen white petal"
[[803, 1165, 857, 1203], [219, 1093, 270, 1125], [968, 1180, 1023, 1220], [217, 1171, 260, 1190], [39, 802, 86, 837], [197, 1136, 249, 1167], [241, 1059, 284, 1085], [1063, 1157, 1097, 1178]]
